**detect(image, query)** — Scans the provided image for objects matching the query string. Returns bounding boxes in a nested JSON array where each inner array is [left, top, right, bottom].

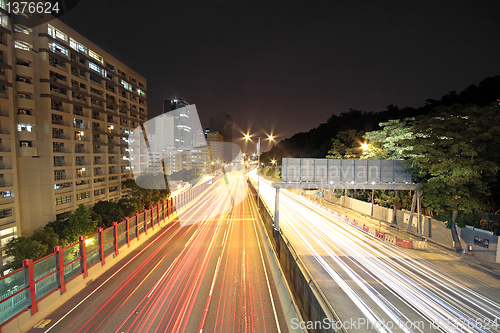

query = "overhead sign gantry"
[[272, 158, 422, 233]]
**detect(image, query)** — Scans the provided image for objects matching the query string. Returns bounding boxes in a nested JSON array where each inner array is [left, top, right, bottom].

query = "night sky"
[[61, 0, 500, 152]]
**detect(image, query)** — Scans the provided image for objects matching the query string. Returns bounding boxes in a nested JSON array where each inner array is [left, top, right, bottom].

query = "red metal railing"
[[0, 174, 223, 330]]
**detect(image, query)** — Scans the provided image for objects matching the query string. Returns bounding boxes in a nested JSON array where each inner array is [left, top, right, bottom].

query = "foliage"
[[362, 118, 420, 160], [403, 104, 500, 220], [326, 130, 365, 159], [434, 212, 481, 229], [5, 179, 171, 270], [118, 198, 143, 218], [92, 201, 126, 228], [122, 174, 170, 210], [30, 227, 66, 256], [5, 237, 47, 269], [261, 74, 500, 164], [64, 204, 99, 243], [263, 167, 281, 180]]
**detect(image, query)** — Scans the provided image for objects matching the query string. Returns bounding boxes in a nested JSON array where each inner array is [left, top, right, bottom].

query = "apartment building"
[[0, 12, 148, 268], [206, 132, 224, 163]]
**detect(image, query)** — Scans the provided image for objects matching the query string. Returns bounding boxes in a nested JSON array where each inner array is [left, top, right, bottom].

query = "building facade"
[[0, 13, 148, 269], [206, 132, 224, 164]]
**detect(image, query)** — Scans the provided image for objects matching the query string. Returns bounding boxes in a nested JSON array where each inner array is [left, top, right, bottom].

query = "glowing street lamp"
[[361, 143, 369, 150], [244, 133, 276, 209]]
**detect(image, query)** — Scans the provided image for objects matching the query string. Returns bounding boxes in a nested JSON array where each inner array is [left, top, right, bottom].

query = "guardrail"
[[0, 174, 222, 330], [248, 180, 345, 333]]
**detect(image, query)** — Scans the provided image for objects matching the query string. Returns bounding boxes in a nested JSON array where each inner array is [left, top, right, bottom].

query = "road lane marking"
[[123, 255, 167, 303], [43, 221, 179, 333], [222, 229, 227, 246], [247, 194, 281, 333], [147, 257, 178, 298]]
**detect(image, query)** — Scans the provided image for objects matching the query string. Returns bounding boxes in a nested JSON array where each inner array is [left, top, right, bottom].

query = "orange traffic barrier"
[[396, 238, 413, 249], [375, 231, 385, 241]]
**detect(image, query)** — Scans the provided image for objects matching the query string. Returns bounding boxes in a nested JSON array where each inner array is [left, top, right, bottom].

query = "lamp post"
[[244, 133, 275, 210]]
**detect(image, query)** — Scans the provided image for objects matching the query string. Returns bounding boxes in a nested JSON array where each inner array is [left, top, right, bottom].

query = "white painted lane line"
[[248, 194, 281, 333]]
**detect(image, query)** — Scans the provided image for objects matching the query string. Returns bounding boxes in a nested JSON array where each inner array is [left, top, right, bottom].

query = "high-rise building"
[[0, 14, 148, 269], [208, 112, 233, 143], [154, 115, 174, 150], [162, 100, 204, 149], [208, 112, 234, 162], [206, 132, 224, 164]]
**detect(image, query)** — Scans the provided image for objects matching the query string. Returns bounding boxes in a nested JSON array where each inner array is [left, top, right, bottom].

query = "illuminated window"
[[89, 62, 103, 75], [94, 188, 105, 196], [89, 49, 103, 64], [17, 123, 33, 132], [14, 24, 32, 35], [14, 41, 32, 51], [49, 42, 68, 56], [0, 13, 7, 28], [55, 195, 71, 205], [0, 226, 16, 236], [69, 37, 87, 54], [54, 182, 71, 190], [48, 25, 67, 41], [76, 191, 91, 200], [0, 190, 11, 198]]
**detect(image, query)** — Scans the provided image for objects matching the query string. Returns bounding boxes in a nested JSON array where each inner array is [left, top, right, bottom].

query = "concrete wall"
[[460, 226, 500, 263], [325, 191, 500, 263], [250, 182, 340, 333]]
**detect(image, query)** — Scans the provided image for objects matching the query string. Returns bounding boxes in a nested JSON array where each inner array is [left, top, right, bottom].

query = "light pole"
[[244, 133, 275, 210]]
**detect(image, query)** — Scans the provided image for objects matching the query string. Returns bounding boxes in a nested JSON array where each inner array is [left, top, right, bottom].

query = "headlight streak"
[[248, 170, 500, 333], [113, 178, 238, 333]]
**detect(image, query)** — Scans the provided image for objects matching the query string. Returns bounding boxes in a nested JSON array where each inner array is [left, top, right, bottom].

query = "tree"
[[118, 198, 143, 218], [64, 204, 99, 243], [30, 227, 66, 256], [362, 118, 419, 160], [401, 104, 500, 251], [122, 174, 170, 210], [92, 201, 125, 228], [5, 237, 47, 269], [326, 130, 365, 159]]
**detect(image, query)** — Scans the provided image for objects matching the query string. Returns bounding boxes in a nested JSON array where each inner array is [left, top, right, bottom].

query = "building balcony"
[[52, 134, 70, 140], [50, 104, 69, 114], [13, 31, 34, 47], [52, 120, 70, 127], [75, 149, 90, 154], [49, 62, 67, 72], [54, 161, 72, 167], [53, 148, 72, 154], [17, 97, 35, 110], [76, 172, 90, 178], [15, 81, 35, 95], [54, 175, 73, 183], [15, 64, 34, 79]]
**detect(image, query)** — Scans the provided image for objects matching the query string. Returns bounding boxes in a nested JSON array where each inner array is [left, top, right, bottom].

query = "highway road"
[[34, 172, 287, 333], [250, 170, 500, 333]]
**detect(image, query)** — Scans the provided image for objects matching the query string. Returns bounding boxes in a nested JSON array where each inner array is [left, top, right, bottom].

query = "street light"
[[244, 133, 275, 209], [361, 143, 369, 150]]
